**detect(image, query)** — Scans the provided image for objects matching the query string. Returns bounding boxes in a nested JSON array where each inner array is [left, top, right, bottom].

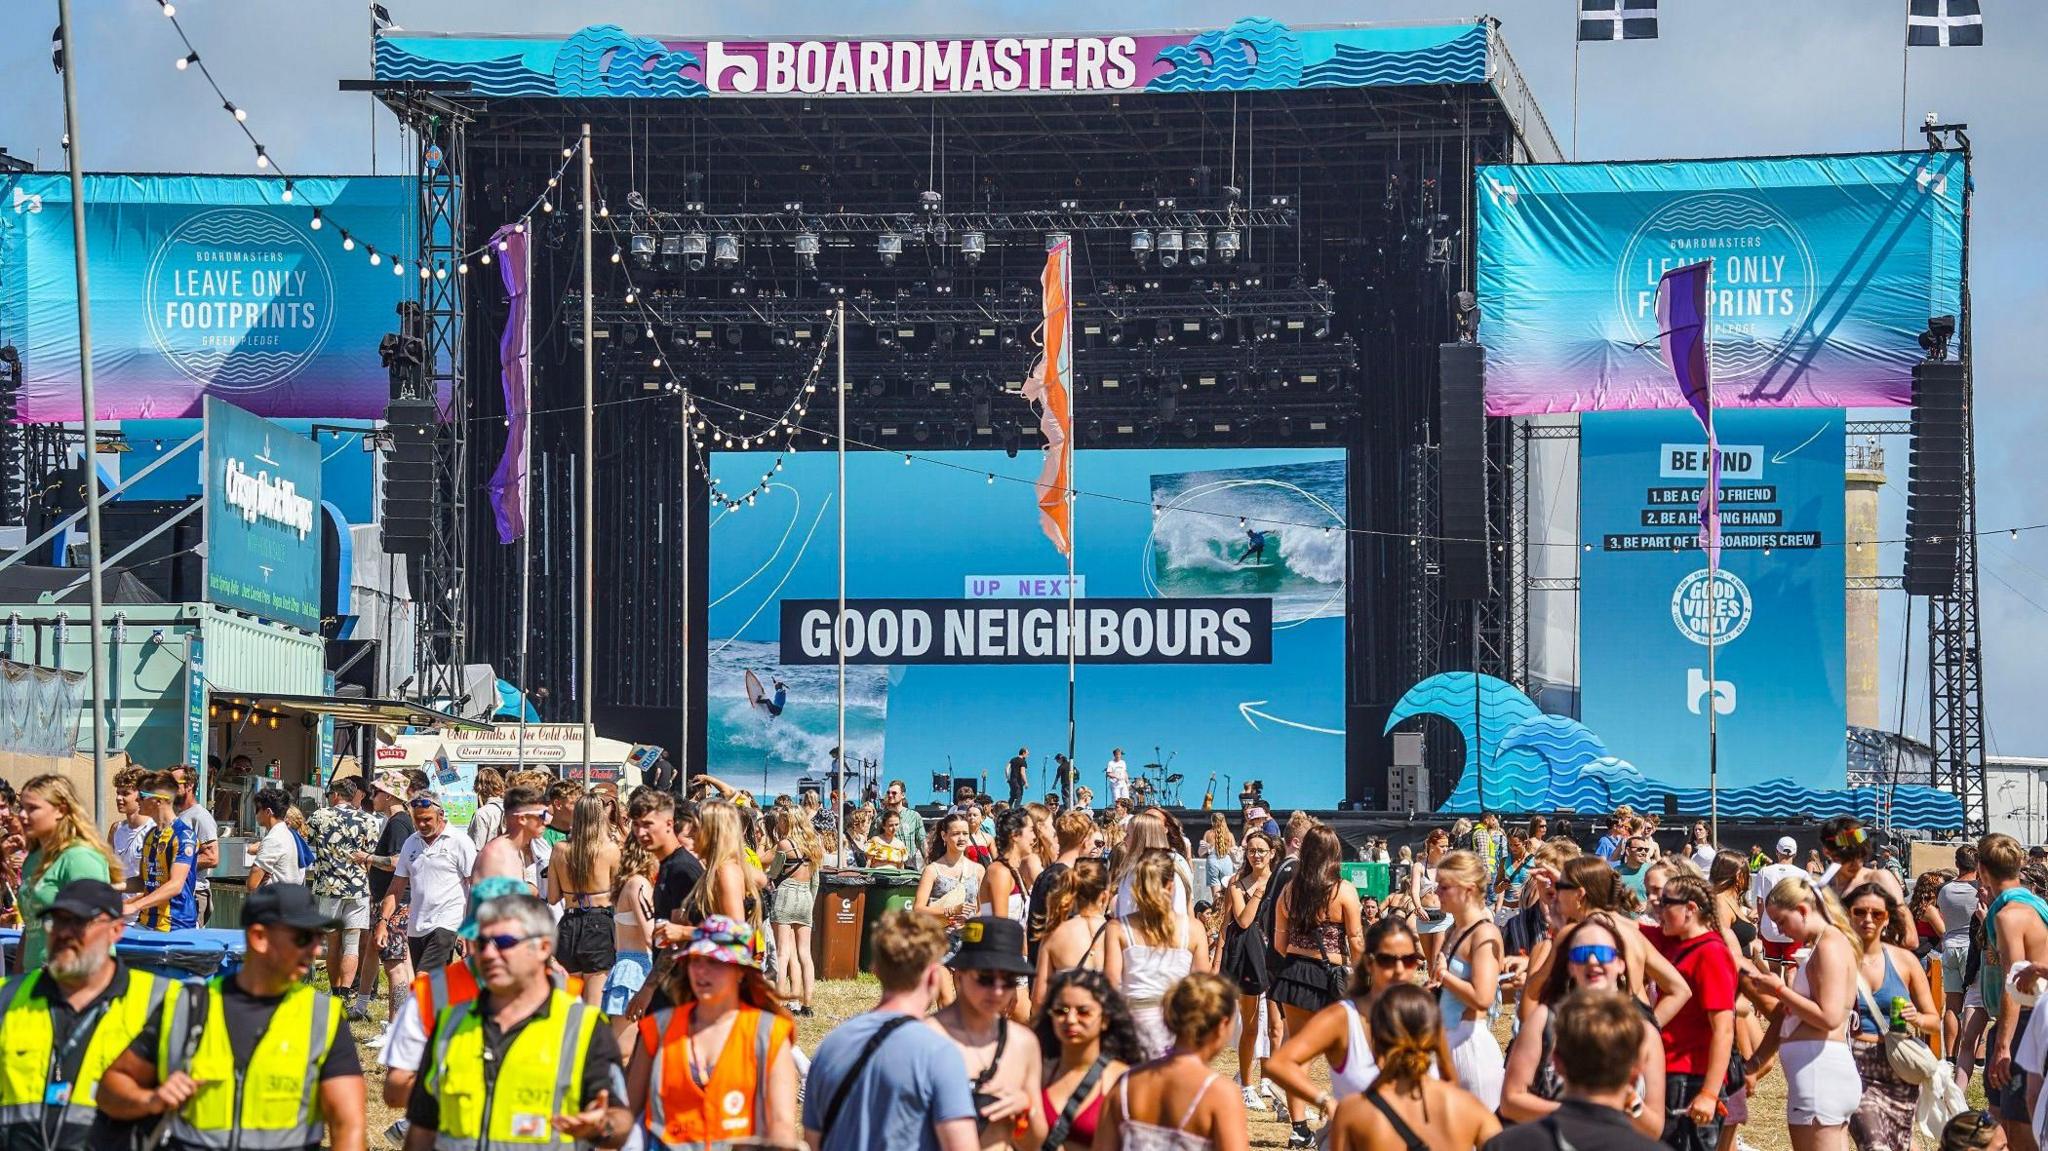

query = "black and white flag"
[[1908, 0, 1982, 46], [370, 3, 400, 33], [1579, 0, 1659, 42]]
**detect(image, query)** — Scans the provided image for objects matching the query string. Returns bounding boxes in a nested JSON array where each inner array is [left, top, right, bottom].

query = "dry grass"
[[348, 979, 1989, 1150]]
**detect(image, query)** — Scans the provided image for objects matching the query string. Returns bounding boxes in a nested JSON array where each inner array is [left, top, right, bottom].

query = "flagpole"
[[1062, 242, 1077, 812], [1705, 264, 1719, 845], [517, 219, 532, 771], [578, 123, 594, 785], [1571, 0, 1583, 161], [1900, 3, 1911, 150], [834, 300, 847, 869]]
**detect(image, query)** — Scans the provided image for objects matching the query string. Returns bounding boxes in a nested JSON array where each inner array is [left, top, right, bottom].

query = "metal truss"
[[1846, 420, 1912, 438], [585, 284, 1336, 329], [391, 94, 472, 706], [622, 204, 1299, 239]]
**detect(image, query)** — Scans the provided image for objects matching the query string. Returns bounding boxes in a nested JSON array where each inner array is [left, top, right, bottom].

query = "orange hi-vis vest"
[[639, 1003, 793, 1147], [410, 962, 584, 1036]]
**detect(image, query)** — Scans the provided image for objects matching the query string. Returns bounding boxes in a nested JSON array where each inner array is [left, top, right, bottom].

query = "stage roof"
[[374, 16, 1560, 161]]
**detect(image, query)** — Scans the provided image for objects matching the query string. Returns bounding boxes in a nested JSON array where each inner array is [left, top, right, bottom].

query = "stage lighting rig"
[[793, 231, 820, 270], [960, 229, 986, 265], [1185, 230, 1208, 267], [629, 231, 655, 268], [680, 232, 708, 271], [1920, 314, 1956, 362], [712, 233, 741, 268], [1214, 228, 1241, 263], [1455, 291, 1480, 344], [1130, 228, 1154, 264], [658, 234, 682, 272], [877, 232, 904, 267], [1157, 229, 1183, 269]]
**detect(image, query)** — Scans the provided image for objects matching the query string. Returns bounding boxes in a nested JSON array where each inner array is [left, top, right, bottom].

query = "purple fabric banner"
[[1657, 261, 1718, 567], [486, 224, 530, 544]]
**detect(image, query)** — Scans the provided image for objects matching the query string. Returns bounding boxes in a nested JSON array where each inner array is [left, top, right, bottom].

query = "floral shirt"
[[305, 803, 378, 900]]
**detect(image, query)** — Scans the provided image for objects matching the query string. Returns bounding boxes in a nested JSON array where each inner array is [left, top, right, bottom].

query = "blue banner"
[[1477, 152, 1964, 414], [204, 399, 323, 633], [0, 174, 410, 420], [1580, 409, 1846, 790]]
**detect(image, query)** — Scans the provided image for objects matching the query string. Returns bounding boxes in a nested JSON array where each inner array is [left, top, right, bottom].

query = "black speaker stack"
[[381, 398, 436, 555], [1438, 342, 1489, 600], [1904, 360, 1966, 596]]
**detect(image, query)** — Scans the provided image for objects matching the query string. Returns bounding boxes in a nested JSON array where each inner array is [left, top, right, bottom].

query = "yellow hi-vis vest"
[[423, 988, 598, 1151], [154, 977, 341, 1150], [0, 966, 167, 1135]]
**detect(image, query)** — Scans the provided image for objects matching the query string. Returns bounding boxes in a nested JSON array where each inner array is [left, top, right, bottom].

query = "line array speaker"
[[381, 398, 436, 555], [1439, 342, 1488, 600], [1904, 360, 1966, 596]]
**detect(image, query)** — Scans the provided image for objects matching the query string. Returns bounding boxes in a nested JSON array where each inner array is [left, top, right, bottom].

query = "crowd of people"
[[1, 767, 2045, 1151]]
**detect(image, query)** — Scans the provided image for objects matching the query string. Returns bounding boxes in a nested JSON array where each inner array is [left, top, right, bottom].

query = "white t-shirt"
[[2017, 999, 2048, 1146], [1105, 759, 1128, 784], [380, 991, 430, 1073], [1688, 844, 1718, 873], [111, 817, 154, 882], [251, 821, 304, 886], [467, 798, 504, 848], [1751, 861, 1808, 942], [396, 830, 479, 937]]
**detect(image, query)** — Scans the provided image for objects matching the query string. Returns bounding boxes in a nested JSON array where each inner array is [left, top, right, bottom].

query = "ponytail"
[[1040, 858, 1109, 940]]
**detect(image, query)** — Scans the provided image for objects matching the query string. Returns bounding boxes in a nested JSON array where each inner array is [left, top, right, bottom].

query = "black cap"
[[241, 883, 341, 932], [946, 916, 1034, 976], [45, 878, 123, 921]]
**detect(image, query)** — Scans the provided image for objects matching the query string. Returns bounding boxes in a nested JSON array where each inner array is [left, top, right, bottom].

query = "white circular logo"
[[1615, 191, 1817, 385], [721, 1089, 746, 1115], [1670, 568, 1751, 646], [144, 208, 335, 393]]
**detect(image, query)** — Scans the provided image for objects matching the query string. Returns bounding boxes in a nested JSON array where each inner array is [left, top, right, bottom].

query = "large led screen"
[[708, 448, 1348, 805]]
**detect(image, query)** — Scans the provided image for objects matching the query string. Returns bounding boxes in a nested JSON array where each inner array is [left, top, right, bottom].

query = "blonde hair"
[[1111, 810, 1169, 889], [686, 799, 753, 925], [1163, 971, 1236, 1047], [1127, 849, 1180, 947], [1206, 813, 1237, 858], [1767, 873, 1862, 957], [22, 774, 122, 887], [1435, 849, 1488, 894]]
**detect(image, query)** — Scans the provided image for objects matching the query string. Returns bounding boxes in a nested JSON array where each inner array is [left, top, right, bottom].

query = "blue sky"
[[4, 1, 2043, 756]]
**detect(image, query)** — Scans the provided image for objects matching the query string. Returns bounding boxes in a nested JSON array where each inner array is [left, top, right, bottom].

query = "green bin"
[[858, 867, 924, 973], [1340, 861, 1390, 901]]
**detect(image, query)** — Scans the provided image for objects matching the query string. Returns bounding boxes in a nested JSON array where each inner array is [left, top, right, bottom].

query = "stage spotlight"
[[1276, 415, 1294, 439], [1311, 315, 1332, 340], [1156, 229, 1183, 269], [998, 325, 1019, 349], [1156, 380, 1179, 421], [722, 323, 743, 348], [793, 231, 820, 270], [1214, 228, 1241, 262], [877, 232, 904, 267], [866, 375, 887, 397], [1153, 319, 1174, 345], [912, 420, 931, 443], [658, 233, 683, 272], [935, 322, 958, 347], [1181, 418, 1199, 440], [960, 229, 986, 266], [1130, 228, 1154, 264], [680, 231, 708, 271], [629, 231, 655, 267], [1001, 425, 1021, 458], [712, 233, 740, 268], [1205, 318, 1227, 344], [771, 325, 793, 348], [1105, 321, 1126, 347], [1184, 230, 1208, 267]]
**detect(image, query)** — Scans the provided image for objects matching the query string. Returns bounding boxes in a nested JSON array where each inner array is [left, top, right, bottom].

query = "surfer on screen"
[[1236, 525, 1268, 565], [745, 670, 790, 718]]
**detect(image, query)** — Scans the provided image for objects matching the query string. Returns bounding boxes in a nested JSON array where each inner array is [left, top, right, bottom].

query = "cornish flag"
[[1908, 0, 1982, 46], [1579, 0, 1659, 41]]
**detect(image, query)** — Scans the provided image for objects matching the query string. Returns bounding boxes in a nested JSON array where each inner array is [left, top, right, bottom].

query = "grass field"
[[348, 978, 1984, 1149]]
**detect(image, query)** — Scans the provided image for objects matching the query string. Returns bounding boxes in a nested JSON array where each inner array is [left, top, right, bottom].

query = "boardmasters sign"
[[204, 397, 322, 632]]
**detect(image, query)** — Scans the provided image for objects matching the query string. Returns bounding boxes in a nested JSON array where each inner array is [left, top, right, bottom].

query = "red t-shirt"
[[1651, 926, 1738, 1075]]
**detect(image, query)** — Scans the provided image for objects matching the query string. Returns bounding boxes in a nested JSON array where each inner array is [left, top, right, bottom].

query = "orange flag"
[[1021, 239, 1073, 554]]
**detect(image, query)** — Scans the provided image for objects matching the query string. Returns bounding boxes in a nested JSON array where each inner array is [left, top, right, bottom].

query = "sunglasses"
[[409, 797, 441, 810], [1371, 951, 1421, 969], [479, 933, 539, 954], [1554, 880, 1581, 891], [963, 970, 1021, 989], [1657, 895, 1695, 908], [1848, 907, 1890, 919], [260, 925, 321, 948], [1568, 944, 1620, 965]]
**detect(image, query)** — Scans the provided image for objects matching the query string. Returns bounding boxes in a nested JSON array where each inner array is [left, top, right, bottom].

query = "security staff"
[[404, 892, 630, 1150], [0, 878, 167, 1151], [98, 883, 366, 1151]]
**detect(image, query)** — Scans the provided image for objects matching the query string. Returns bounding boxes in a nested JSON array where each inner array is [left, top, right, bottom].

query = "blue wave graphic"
[[554, 26, 706, 99], [1387, 673, 1965, 828], [1150, 18, 1304, 93], [376, 42, 556, 97], [1299, 35, 1488, 90], [172, 217, 304, 247]]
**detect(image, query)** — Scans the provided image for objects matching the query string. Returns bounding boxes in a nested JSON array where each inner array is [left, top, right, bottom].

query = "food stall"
[[368, 723, 655, 827]]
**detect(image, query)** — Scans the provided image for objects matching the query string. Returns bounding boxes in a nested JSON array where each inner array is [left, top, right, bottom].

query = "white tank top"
[[1329, 999, 1379, 1098]]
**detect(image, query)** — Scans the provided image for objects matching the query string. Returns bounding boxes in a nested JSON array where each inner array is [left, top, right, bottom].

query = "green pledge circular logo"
[[144, 208, 336, 392]]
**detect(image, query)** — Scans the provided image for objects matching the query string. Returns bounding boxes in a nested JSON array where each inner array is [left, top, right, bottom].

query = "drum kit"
[[1127, 747, 1185, 806]]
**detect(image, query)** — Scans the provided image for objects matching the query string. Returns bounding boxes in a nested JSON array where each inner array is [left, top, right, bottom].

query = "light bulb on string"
[[610, 250, 621, 264], [253, 145, 269, 169], [392, 260, 405, 276], [309, 209, 322, 230], [480, 251, 492, 265], [513, 221, 525, 234], [562, 147, 573, 159], [159, 1, 176, 16], [986, 473, 995, 485], [904, 454, 912, 466], [176, 52, 198, 70], [367, 248, 380, 265], [2012, 529, 2021, 541], [280, 180, 293, 202], [623, 291, 635, 304], [341, 232, 354, 251], [497, 239, 509, 252], [457, 262, 469, 275], [541, 199, 554, 213]]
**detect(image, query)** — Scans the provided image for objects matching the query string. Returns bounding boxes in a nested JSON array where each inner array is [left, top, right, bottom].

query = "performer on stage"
[[1106, 748, 1130, 804]]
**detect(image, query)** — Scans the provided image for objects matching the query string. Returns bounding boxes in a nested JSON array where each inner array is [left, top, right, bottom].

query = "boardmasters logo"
[[144, 208, 335, 392], [1670, 568, 1751, 646], [1616, 192, 1817, 383]]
